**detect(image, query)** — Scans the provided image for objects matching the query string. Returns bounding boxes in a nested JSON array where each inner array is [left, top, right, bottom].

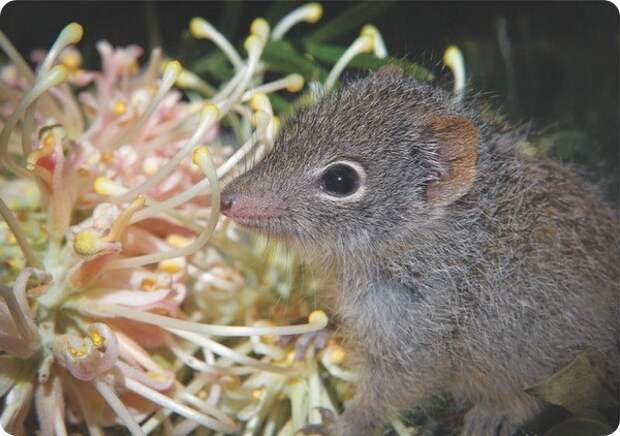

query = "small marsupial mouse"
[[219, 66, 619, 436]]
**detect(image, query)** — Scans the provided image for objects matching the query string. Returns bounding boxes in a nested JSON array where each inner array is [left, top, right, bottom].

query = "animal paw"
[[278, 319, 334, 360]]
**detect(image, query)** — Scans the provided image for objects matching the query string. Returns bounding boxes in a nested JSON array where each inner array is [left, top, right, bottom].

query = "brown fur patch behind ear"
[[426, 115, 479, 207]]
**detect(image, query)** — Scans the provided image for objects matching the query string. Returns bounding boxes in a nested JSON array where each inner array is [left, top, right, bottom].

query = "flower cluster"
[[0, 4, 401, 435]]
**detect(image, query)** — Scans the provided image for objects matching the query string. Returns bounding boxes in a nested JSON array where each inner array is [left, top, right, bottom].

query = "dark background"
[[1, 1, 618, 202]]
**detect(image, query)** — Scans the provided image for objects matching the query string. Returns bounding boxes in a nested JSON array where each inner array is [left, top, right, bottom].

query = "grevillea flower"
[[0, 4, 400, 435]]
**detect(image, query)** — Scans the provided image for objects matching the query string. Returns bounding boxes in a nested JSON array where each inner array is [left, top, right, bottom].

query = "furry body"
[[221, 71, 619, 435]]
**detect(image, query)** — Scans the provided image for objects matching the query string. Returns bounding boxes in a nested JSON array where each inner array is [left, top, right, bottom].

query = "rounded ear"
[[424, 115, 479, 207]]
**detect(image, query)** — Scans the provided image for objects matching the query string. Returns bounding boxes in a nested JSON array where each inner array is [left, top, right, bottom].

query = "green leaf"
[[527, 353, 618, 420], [304, 41, 434, 82], [261, 39, 327, 82], [304, 1, 395, 43], [267, 93, 291, 114], [190, 51, 234, 82]]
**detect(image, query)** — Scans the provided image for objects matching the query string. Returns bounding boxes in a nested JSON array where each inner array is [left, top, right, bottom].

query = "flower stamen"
[[0, 65, 68, 177], [0, 269, 42, 356], [108, 144, 219, 269], [175, 67, 216, 96], [272, 3, 323, 40], [104, 60, 182, 151], [125, 377, 237, 433], [190, 17, 243, 71], [324, 34, 374, 91], [444, 45, 466, 101], [93, 378, 145, 436], [38, 23, 84, 75], [110, 104, 218, 205], [242, 74, 304, 101], [0, 198, 42, 268], [361, 24, 388, 58], [0, 29, 35, 82], [90, 304, 328, 338]]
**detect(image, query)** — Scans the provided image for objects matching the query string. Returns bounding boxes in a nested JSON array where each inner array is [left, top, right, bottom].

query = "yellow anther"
[[191, 146, 210, 166], [308, 310, 328, 325], [60, 48, 82, 72], [77, 167, 91, 177], [93, 177, 127, 196], [357, 34, 375, 53], [327, 344, 346, 364], [101, 151, 114, 163], [202, 102, 220, 120], [90, 330, 105, 348], [252, 388, 264, 400], [304, 3, 323, 23], [361, 25, 387, 58], [111, 100, 127, 116], [250, 93, 271, 112], [42, 131, 55, 147], [443, 45, 463, 68], [68, 346, 86, 358], [164, 60, 182, 77], [62, 23, 84, 45], [165, 234, 191, 248], [286, 74, 304, 92], [140, 277, 156, 291], [158, 257, 185, 274], [127, 59, 139, 75], [244, 35, 262, 53], [360, 24, 378, 39], [189, 17, 209, 38], [73, 229, 105, 256], [250, 18, 270, 41], [49, 64, 69, 83]]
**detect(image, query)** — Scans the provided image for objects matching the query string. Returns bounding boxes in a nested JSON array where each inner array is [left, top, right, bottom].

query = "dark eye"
[[320, 162, 363, 197]]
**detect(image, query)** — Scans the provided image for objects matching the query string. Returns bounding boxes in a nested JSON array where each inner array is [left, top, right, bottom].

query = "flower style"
[[0, 4, 392, 435]]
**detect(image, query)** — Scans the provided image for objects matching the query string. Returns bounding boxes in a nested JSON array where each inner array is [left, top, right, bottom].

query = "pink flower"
[[0, 9, 344, 434]]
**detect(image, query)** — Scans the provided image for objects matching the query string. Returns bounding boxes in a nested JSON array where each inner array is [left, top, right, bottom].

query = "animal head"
[[221, 68, 479, 258]]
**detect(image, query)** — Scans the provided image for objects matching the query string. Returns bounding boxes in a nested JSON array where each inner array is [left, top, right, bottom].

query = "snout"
[[219, 186, 285, 229]]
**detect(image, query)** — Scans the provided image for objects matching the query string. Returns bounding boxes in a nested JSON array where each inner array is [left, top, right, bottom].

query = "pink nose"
[[219, 192, 283, 219]]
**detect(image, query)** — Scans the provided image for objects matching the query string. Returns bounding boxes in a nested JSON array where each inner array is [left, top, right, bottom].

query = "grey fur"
[[221, 72, 619, 436]]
